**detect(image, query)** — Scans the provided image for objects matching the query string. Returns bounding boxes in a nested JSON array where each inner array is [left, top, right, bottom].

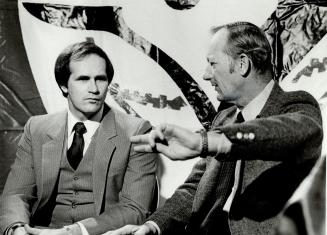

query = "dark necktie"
[[67, 122, 86, 170], [233, 111, 245, 204], [235, 111, 244, 124]]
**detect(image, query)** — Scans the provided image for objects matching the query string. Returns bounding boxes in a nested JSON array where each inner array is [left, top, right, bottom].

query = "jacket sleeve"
[[146, 158, 207, 234], [0, 117, 37, 234], [79, 120, 158, 235], [216, 92, 323, 162]]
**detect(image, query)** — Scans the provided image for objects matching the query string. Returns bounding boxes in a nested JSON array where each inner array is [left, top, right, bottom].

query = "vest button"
[[72, 202, 77, 208], [74, 191, 79, 196], [73, 176, 79, 181]]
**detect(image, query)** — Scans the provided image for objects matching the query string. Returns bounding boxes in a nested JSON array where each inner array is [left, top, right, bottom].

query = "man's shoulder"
[[279, 88, 320, 107], [29, 111, 66, 123], [104, 107, 151, 133], [27, 111, 66, 131], [107, 107, 147, 126]]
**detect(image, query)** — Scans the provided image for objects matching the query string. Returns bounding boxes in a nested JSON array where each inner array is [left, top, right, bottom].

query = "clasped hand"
[[103, 224, 155, 235]]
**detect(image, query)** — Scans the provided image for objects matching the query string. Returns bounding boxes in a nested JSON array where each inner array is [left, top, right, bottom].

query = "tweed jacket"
[[148, 83, 323, 235], [0, 106, 158, 235]]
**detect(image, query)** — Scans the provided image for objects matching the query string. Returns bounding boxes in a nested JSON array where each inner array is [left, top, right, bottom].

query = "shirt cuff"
[[145, 221, 161, 235], [4, 222, 26, 235], [209, 132, 232, 160], [63, 223, 85, 235], [77, 222, 89, 235]]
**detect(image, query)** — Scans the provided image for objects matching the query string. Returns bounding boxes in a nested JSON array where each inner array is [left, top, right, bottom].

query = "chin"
[[83, 105, 102, 114], [216, 95, 223, 101]]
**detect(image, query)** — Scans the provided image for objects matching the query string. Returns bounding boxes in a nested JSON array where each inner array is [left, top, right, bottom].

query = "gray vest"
[[49, 131, 98, 227]]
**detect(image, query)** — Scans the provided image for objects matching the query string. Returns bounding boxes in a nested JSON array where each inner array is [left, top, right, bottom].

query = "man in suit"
[[0, 41, 158, 235], [108, 22, 323, 235]]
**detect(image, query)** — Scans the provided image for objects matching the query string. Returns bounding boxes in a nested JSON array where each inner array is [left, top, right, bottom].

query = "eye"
[[77, 76, 90, 81], [95, 75, 108, 81]]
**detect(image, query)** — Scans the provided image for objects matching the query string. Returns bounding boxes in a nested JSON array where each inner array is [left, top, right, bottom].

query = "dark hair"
[[212, 22, 273, 76], [54, 41, 114, 97]]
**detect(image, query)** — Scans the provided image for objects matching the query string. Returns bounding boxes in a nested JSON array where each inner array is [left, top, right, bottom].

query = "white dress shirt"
[[67, 107, 103, 154]]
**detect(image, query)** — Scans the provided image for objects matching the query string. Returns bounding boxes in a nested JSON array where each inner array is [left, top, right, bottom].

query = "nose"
[[89, 79, 99, 94], [203, 66, 213, 81]]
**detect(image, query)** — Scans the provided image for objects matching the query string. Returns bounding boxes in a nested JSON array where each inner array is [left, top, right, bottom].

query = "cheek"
[[100, 83, 109, 93], [69, 88, 84, 101]]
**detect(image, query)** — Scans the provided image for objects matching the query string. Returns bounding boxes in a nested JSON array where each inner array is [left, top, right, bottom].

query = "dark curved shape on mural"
[[262, 0, 327, 80], [164, 0, 200, 10], [23, 3, 217, 129], [0, 2, 47, 193]]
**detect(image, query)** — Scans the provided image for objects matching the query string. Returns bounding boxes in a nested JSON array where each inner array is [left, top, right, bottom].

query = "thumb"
[[24, 224, 41, 234], [155, 143, 172, 158], [107, 225, 136, 235]]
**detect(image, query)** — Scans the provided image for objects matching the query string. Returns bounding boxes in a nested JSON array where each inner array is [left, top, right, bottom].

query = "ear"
[[60, 85, 68, 95], [238, 53, 251, 77]]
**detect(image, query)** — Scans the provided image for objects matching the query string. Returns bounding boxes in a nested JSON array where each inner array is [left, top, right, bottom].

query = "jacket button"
[[236, 132, 243, 139], [249, 133, 255, 140], [243, 133, 249, 139]]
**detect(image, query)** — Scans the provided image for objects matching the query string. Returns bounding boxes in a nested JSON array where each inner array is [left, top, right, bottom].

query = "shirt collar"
[[241, 80, 274, 121], [67, 106, 104, 139]]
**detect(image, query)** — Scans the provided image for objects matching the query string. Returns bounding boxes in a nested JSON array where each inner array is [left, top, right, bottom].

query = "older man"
[[109, 22, 323, 235]]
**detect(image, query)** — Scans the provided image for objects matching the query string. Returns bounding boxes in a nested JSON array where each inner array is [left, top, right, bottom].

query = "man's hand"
[[24, 225, 67, 235], [130, 124, 202, 160], [104, 224, 155, 235], [12, 226, 28, 235]]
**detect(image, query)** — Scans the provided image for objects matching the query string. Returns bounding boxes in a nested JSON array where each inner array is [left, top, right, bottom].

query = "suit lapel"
[[40, 111, 67, 207], [93, 107, 117, 215], [191, 82, 286, 231], [190, 107, 238, 229]]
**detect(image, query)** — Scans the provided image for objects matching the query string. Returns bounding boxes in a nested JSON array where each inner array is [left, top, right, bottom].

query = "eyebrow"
[[95, 75, 108, 80], [75, 75, 108, 80], [76, 75, 90, 80]]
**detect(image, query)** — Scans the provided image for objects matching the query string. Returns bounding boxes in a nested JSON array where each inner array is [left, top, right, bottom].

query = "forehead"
[[207, 28, 229, 59], [69, 54, 107, 74]]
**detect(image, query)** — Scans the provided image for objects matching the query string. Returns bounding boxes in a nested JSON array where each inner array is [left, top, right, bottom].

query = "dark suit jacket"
[[0, 106, 158, 235], [148, 83, 323, 235]]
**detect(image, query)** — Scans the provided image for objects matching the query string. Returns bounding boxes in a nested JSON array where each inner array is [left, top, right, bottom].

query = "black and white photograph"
[[0, 0, 326, 235]]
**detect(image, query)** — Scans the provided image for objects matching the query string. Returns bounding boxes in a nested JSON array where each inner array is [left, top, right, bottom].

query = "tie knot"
[[235, 112, 244, 123], [73, 122, 86, 135]]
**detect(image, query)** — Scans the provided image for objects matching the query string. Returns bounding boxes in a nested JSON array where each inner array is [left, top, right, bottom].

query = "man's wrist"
[[199, 129, 208, 158], [5, 222, 26, 235], [144, 221, 160, 235], [63, 223, 82, 235]]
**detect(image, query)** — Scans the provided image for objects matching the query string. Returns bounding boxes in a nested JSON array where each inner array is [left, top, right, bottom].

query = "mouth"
[[213, 85, 221, 92], [85, 98, 101, 103]]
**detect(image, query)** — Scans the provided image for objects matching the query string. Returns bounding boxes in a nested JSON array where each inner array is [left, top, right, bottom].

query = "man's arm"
[[76, 120, 157, 235], [131, 92, 323, 163], [0, 117, 37, 235], [216, 93, 323, 162], [105, 158, 207, 235]]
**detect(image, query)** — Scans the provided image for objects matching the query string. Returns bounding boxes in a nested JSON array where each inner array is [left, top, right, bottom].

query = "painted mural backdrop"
[[0, 0, 326, 200]]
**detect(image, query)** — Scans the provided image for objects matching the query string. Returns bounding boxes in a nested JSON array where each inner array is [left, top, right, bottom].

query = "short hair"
[[212, 22, 273, 75], [54, 41, 114, 97]]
